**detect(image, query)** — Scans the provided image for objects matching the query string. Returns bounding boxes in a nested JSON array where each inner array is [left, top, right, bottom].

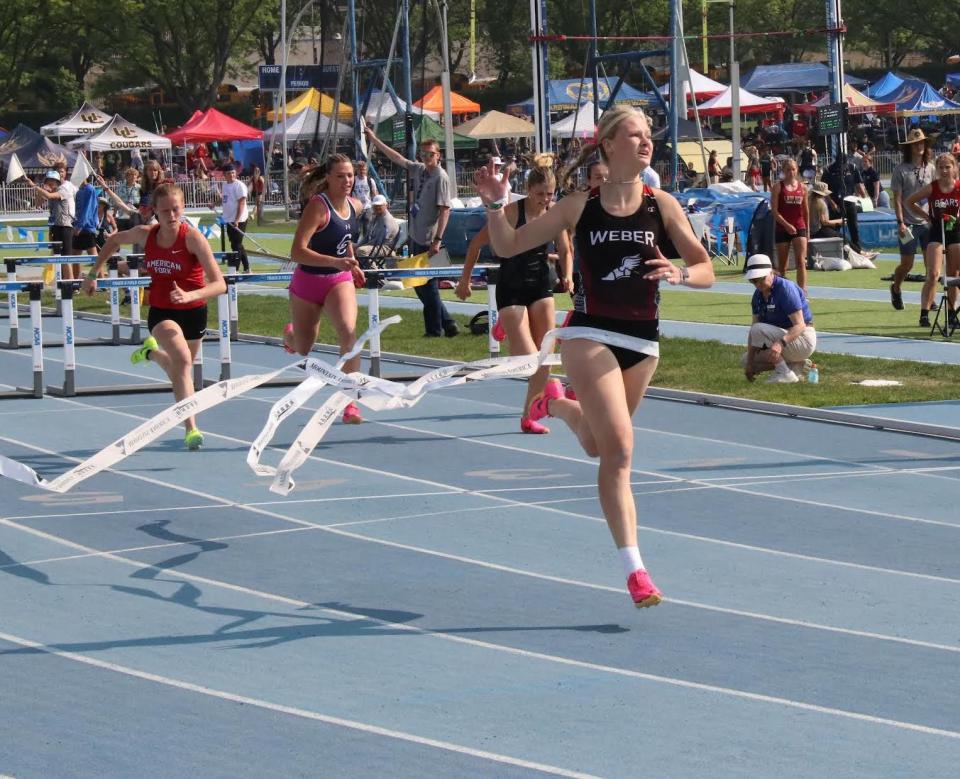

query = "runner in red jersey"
[[906, 153, 960, 327], [475, 105, 714, 609], [770, 158, 809, 292], [82, 183, 225, 450]]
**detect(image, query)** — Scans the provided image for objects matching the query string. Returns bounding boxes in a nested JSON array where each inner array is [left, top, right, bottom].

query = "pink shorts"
[[289, 267, 353, 306]]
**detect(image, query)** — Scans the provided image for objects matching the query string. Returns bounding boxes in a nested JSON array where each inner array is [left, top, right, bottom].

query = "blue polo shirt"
[[752, 275, 813, 328], [73, 182, 99, 233]]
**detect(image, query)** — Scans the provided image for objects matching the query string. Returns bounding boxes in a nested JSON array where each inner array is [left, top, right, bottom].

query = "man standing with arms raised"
[[364, 129, 459, 337]]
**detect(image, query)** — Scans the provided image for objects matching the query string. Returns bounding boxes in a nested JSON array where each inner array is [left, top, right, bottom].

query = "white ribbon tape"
[[0, 319, 659, 494]]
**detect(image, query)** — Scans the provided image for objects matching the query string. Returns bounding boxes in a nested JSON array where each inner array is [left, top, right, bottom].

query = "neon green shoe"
[[131, 336, 158, 365], [184, 428, 204, 451]]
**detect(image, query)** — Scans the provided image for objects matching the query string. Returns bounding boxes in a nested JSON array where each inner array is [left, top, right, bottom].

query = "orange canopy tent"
[[413, 85, 480, 115]]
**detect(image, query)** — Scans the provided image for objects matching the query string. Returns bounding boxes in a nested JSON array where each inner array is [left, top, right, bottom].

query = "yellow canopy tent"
[[266, 88, 353, 121]]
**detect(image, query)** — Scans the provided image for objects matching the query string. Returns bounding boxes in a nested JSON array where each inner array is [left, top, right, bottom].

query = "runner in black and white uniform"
[[457, 155, 572, 433], [475, 105, 714, 609]]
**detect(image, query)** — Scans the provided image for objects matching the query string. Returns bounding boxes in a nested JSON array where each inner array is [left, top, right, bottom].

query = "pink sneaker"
[[491, 319, 506, 342], [342, 402, 363, 424], [564, 384, 577, 401], [282, 323, 296, 354], [626, 569, 662, 609], [527, 379, 563, 422], [520, 416, 550, 434]]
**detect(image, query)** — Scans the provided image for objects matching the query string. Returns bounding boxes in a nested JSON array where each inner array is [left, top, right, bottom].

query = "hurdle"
[[46, 278, 203, 397], [0, 280, 45, 398], [0, 242, 61, 250], [214, 265, 500, 381], [929, 275, 960, 339]]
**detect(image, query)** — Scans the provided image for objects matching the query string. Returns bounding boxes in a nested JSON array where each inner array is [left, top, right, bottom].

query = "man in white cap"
[[356, 194, 399, 258], [742, 254, 816, 383]]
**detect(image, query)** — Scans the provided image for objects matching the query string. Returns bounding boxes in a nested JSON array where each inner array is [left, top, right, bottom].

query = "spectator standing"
[[73, 176, 101, 276], [29, 170, 76, 278], [114, 168, 141, 230], [760, 146, 777, 191], [217, 165, 250, 272], [364, 128, 459, 337], [351, 160, 377, 240], [797, 140, 817, 181], [822, 154, 868, 253], [250, 165, 266, 225], [889, 129, 935, 313], [707, 150, 720, 183], [770, 158, 809, 291], [742, 254, 816, 383]]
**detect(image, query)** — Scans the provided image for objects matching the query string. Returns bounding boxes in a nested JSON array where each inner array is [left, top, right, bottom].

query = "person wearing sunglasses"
[[364, 129, 459, 337]]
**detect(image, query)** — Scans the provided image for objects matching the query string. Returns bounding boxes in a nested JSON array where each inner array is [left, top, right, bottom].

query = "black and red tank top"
[[777, 181, 806, 229], [572, 186, 671, 321], [928, 180, 960, 224], [303, 193, 358, 275], [143, 222, 205, 310]]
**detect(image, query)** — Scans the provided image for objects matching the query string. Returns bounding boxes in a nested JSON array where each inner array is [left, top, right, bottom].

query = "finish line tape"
[[0, 323, 658, 494]]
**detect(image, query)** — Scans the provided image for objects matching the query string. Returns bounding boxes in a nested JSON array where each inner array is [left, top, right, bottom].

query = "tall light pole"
[[430, 0, 457, 194]]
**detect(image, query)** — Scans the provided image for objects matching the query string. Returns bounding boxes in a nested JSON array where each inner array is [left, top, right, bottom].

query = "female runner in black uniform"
[[475, 105, 714, 608], [456, 155, 572, 433]]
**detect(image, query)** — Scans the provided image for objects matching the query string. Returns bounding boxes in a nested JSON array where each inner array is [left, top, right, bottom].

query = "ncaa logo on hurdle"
[[220, 317, 229, 339], [33, 326, 41, 346], [65, 324, 74, 346]]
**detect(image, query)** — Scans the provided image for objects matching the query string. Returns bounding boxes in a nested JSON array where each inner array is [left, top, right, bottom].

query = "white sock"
[[618, 546, 645, 576], [775, 360, 793, 376]]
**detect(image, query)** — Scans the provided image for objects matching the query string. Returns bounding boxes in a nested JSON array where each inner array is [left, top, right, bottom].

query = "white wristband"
[[485, 197, 509, 211]]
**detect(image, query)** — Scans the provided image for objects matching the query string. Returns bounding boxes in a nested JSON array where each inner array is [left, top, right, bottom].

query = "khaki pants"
[[743, 322, 816, 372]]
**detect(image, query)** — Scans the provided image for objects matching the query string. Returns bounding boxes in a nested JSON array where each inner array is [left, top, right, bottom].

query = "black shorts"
[[566, 311, 659, 371], [495, 278, 552, 310], [147, 304, 209, 341], [73, 230, 98, 251], [775, 227, 808, 244], [50, 225, 74, 256], [928, 227, 960, 247]]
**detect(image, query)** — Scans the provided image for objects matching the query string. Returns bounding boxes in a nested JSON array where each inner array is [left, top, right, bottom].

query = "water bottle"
[[807, 361, 819, 384], [401, 244, 409, 258]]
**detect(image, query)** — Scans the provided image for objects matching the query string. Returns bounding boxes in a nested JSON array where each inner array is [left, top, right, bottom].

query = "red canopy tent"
[[165, 108, 263, 144], [691, 86, 785, 117], [413, 85, 481, 115]]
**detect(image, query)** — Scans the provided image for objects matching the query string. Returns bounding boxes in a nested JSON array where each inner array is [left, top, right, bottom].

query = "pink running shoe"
[[627, 569, 662, 608], [342, 402, 363, 424], [491, 319, 506, 342], [564, 384, 577, 401], [520, 416, 550, 434], [283, 323, 296, 354], [527, 379, 563, 422]]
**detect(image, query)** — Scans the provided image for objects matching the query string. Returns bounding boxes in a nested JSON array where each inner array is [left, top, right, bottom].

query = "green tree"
[[0, 0, 50, 107]]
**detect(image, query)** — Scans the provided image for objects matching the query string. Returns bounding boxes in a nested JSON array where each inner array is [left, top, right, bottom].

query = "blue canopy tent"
[[508, 77, 653, 114], [866, 71, 906, 98], [946, 74, 960, 89], [741, 63, 867, 95], [874, 78, 960, 117]]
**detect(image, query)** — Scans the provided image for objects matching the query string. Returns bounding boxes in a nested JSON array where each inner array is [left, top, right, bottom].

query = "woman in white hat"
[[807, 180, 843, 240], [889, 128, 935, 315]]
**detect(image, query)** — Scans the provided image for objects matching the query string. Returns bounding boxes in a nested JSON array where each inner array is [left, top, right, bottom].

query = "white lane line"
[[0, 628, 599, 779], [245, 490, 459, 508], [371, 419, 959, 531], [1, 525, 958, 743], [1, 503, 224, 522], [2, 433, 959, 660]]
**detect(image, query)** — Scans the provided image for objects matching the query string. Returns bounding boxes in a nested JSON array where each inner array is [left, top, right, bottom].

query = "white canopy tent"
[[264, 107, 353, 142], [67, 114, 172, 151], [364, 91, 438, 123], [41, 102, 112, 139], [659, 69, 726, 101], [693, 86, 785, 117], [454, 110, 536, 139], [550, 101, 602, 138]]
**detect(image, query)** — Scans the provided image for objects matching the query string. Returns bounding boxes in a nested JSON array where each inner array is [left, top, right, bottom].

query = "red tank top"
[[928, 180, 960, 224], [143, 222, 206, 309], [777, 181, 806, 230]]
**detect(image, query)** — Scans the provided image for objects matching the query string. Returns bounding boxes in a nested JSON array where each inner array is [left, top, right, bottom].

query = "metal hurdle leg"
[[28, 284, 44, 398], [128, 258, 143, 345], [227, 255, 240, 340], [485, 268, 500, 359], [59, 282, 78, 396], [108, 259, 122, 345], [4, 260, 18, 348], [217, 291, 232, 381], [54, 262, 63, 316], [193, 338, 204, 390], [366, 274, 382, 378]]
